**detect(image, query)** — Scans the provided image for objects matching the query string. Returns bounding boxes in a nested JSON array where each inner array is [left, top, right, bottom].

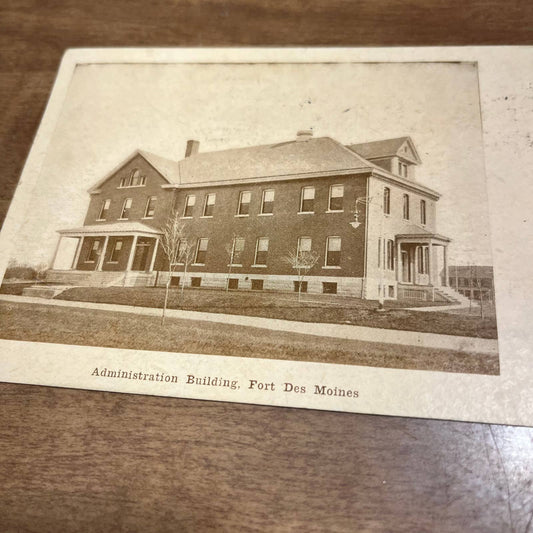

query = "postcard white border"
[[1, 47, 532, 426]]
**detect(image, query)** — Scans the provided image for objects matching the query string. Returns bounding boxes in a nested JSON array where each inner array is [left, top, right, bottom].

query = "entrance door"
[[401, 250, 411, 283], [132, 239, 153, 271]]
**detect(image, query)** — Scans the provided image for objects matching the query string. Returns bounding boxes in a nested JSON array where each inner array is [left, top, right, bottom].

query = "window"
[[130, 169, 145, 186], [98, 199, 110, 220], [403, 194, 410, 220], [300, 187, 315, 213], [237, 191, 251, 215], [183, 195, 196, 217], [325, 236, 341, 267], [386, 239, 395, 270], [119, 168, 146, 187], [170, 276, 180, 287], [230, 237, 245, 265], [86, 240, 101, 262], [328, 185, 344, 211], [227, 278, 239, 290], [399, 161, 408, 177], [322, 282, 337, 294], [383, 187, 390, 215], [251, 279, 264, 291], [388, 285, 395, 298], [203, 193, 216, 217], [254, 237, 269, 266], [294, 281, 308, 293], [191, 277, 202, 288], [195, 238, 208, 264], [261, 189, 275, 214], [120, 198, 132, 219], [297, 237, 312, 259], [109, 240, 123, 262], [144, 196, 157, 218], [420, 199, 427, 225]]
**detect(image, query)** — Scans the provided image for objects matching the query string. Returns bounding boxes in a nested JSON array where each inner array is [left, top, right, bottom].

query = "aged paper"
[[0, 47, 531, 425]]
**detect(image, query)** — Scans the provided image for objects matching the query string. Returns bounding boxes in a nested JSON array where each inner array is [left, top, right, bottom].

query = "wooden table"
[[1, 2, 532, 531]]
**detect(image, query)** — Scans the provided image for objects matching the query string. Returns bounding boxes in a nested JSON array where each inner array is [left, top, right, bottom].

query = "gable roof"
[[138, 150, 181, 183], [88, 150, 179, 194], [175, 137, 372, 185], [347, 137, 421, 164]]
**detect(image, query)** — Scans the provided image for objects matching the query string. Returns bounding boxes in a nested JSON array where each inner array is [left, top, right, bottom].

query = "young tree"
[[159, 209, 189, 325], [177, 238, 195, 301], [224, 234, 244, 292], [284, 248, 320, 303]]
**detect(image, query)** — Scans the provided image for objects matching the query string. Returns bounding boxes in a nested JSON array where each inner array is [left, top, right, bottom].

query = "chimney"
[[295, 130, 313, 142], [185, 140, 200, 157]]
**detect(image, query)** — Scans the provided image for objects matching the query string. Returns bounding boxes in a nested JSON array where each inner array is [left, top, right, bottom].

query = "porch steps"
[[434, 286, 477, 306]]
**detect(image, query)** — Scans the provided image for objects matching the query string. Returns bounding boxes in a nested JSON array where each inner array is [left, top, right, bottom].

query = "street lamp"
[[349, 195, 386, 310]]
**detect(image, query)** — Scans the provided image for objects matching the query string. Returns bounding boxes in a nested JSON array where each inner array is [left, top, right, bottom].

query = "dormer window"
[[398, 161, 408, 178]]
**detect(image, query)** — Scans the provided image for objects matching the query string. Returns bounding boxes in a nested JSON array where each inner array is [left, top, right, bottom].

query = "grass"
[[0, 301, 499, 375], [52, 286, 498, 339]]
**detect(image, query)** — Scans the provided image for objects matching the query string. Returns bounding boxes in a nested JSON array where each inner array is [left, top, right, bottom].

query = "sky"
[[10, 61, 493, 266]]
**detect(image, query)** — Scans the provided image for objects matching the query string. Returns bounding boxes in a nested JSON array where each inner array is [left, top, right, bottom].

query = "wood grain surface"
[[1, 2, 532, 532]]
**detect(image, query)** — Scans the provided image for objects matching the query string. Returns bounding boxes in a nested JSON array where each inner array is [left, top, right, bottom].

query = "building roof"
[[58, 221, 162, 236], [88, 134, 440, 199], [395, 225, 451, 243], [175, 137, 372, 185], [139, 150, 181, 183], [347, 137, 421, 164]]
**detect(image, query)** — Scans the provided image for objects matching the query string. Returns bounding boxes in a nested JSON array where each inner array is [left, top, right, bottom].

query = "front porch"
[[395, 229, 451, 301], [47, 222, 162, 287]]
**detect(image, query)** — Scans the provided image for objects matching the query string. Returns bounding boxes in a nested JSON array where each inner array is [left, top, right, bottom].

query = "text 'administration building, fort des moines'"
[[48, 130, 454, 301]]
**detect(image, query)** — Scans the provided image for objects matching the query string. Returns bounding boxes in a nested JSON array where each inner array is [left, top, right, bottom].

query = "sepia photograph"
[[0, 58, 498, 375]]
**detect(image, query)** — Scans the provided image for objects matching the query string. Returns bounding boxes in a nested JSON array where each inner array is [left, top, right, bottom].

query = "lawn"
[[0, 301, 499, 375], [52, 286, 498, 339]]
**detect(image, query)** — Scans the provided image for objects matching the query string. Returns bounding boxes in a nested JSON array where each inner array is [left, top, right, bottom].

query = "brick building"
[[48, 131, 454, 300]]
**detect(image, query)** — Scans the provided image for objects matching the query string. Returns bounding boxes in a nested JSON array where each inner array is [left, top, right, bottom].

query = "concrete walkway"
[[0, 294, 498, 355]]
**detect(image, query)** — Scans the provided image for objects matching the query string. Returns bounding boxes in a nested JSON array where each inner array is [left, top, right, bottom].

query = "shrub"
[[4, 260, 47, 280]]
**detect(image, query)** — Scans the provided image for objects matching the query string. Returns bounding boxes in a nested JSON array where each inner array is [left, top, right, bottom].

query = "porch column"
[[395, 241, 402, 282], [427, 241, 433, 285], [51, 235, 63, 269], [442, 245, 449, 287], [126, 235, 138, 271], [413, 246, 419, 285], [96, 235, 109, 271], [71, 237, 84, 270], [148, 238, 159, 272]]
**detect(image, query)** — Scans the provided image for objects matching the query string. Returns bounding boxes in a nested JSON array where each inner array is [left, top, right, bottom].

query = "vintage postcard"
[[0, 47, 531, 425]]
